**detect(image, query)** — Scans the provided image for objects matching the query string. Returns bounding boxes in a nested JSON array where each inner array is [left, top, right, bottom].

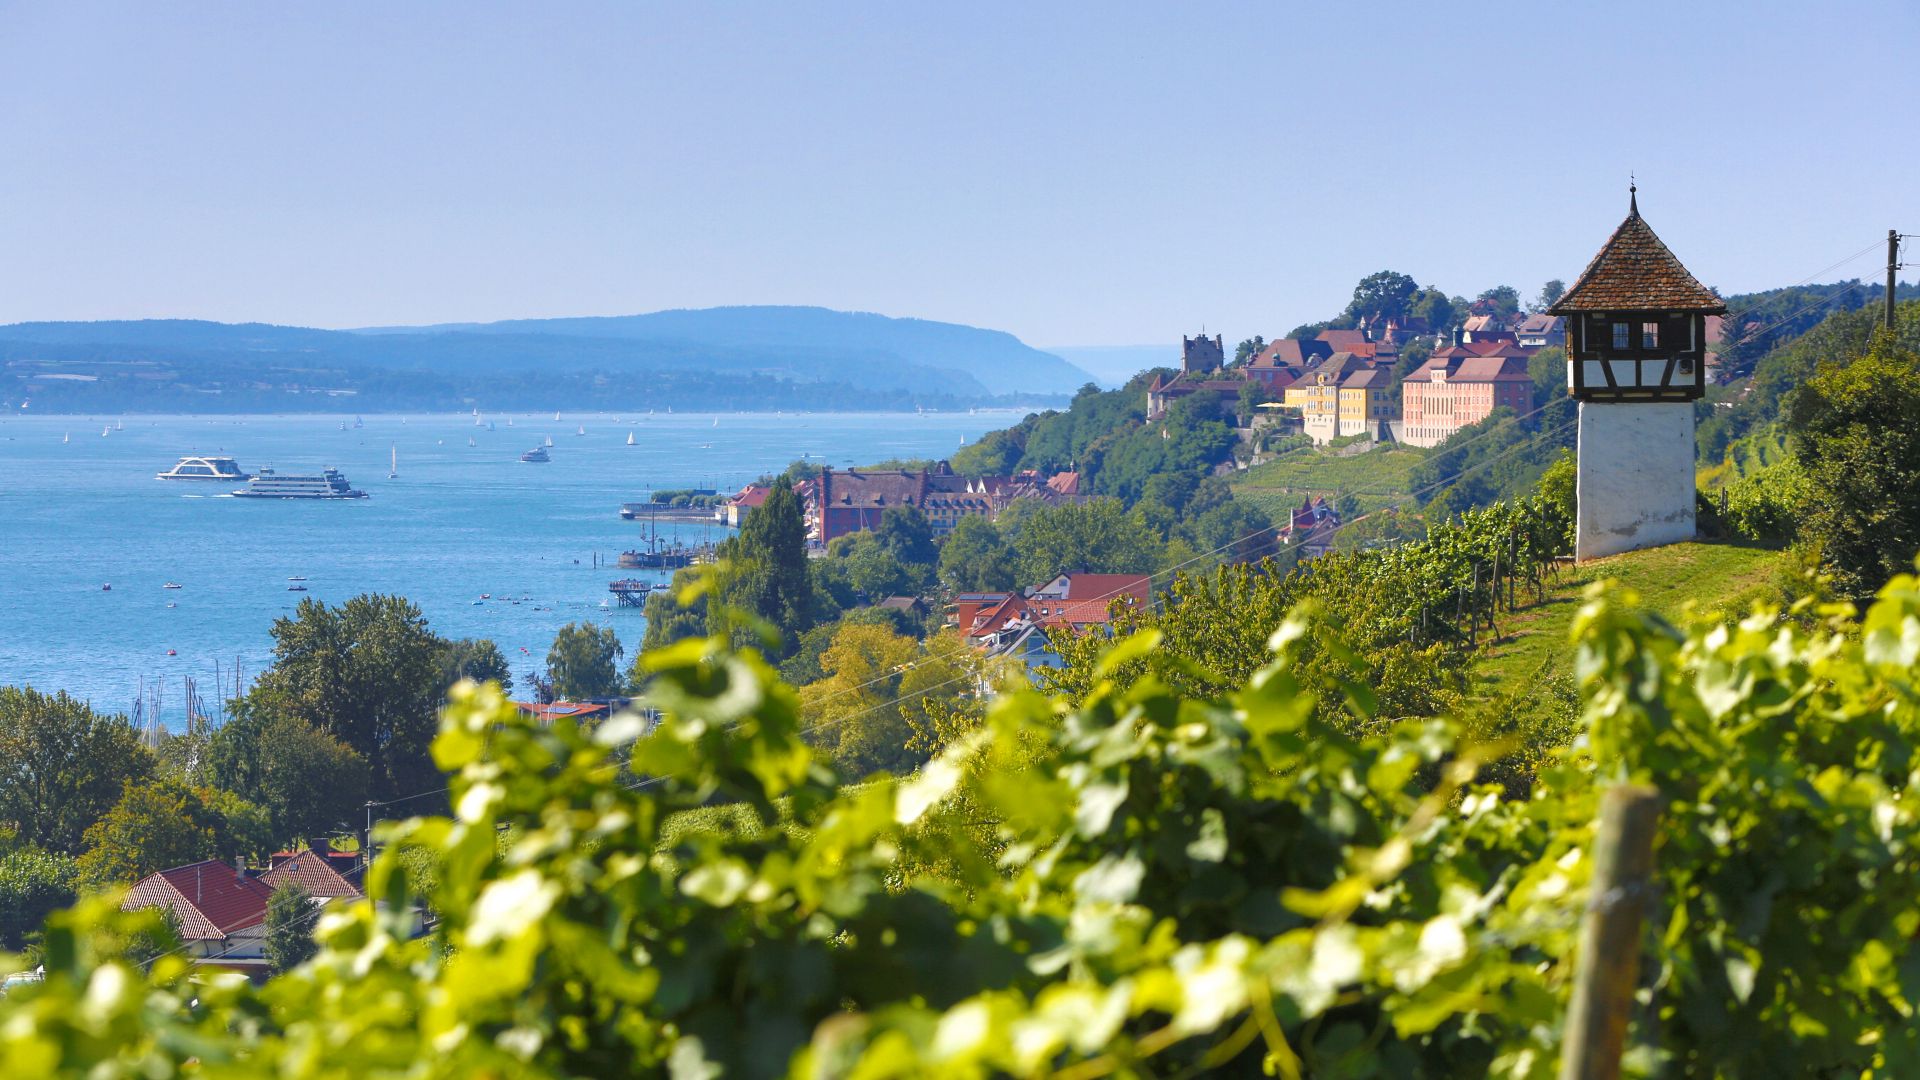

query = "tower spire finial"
[[1629, 173, 1638, 215]]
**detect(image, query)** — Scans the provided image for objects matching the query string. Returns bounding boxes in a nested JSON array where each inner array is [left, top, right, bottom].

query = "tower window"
[[1642, 322, 1659, 349], [1612, 323, 1631, 350]]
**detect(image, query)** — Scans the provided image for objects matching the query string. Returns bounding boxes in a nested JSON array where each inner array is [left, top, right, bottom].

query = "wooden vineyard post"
[[1560, 784, 1663, 1080]]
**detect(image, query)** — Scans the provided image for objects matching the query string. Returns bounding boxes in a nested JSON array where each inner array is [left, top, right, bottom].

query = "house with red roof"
[[123, 860, 276, 971], [722, 483, 770, 528]]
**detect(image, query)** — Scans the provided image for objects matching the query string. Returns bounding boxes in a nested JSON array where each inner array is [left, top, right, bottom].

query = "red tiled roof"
[[125, 861, 273, 941], [1315, 329, 1371, 349], [1550, 201, 1726, 314], [1251, 339, 1333, 369], [730, 484, 770, 508], [259, 850, 364, 901], [1451, 356, 1533, 382], [515, 701, 611, 721], [1339, 367, 1391, 389], [1049, 573, 1151, 605]]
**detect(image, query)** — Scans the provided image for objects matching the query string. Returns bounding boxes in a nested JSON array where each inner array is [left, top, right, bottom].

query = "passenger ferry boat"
[[520, 446, 550, 463], [231, 467, 368, 499], [157, 455, 251, 481]]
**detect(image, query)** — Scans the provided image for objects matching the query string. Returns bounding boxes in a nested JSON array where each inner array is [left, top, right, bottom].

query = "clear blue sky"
[[0, 1, 1913, 347]]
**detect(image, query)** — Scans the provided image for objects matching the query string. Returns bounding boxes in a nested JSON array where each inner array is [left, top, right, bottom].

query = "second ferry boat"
[[231, 467, 369, 500]]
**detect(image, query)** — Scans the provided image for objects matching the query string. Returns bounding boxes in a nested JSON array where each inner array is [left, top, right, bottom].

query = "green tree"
[[1474, 284, 1521, 318], [545, 622, 625, 700], [439, 638, 513, 694], [872, 505, 938, 569], [639, 567, 706, 656], [1344, 270, 1419, 324], [206, 711, 368, 847], [1786, 334, 1920, 598], [263, 881, 318, 974], [1007, 498, 1162, 583], [1532, 277, 1566, 312], [1232, 336, 1266, 365], [711, 479, 813, 654], [797, 623, 922, 778], [238, 595, 449, 801], [1407, 287, 1456, 332], [937, 515, 1019, 593], [0, 847, 77, 950], [0, 688, 154, 854], [74, 778, 268, 889]]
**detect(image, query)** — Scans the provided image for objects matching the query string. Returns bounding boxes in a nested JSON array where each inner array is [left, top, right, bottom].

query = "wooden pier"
[[609, 580, 655, 607]]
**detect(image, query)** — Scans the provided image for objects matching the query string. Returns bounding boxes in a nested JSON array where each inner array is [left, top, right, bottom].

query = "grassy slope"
[[1475, 541, 1789, 692], [1231, 444, 1429, 517]]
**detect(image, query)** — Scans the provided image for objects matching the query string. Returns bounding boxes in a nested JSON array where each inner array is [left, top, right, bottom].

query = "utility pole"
[[1889, 229, 1900, 330]]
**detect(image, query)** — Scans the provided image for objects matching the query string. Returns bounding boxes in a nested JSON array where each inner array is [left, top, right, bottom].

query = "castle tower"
[[1181, 332, 1224, 374], [1549, 189, 1725, 561]]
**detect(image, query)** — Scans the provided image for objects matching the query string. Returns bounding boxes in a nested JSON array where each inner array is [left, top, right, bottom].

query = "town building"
[[1514, 314, 1566, 349], [961, 572, 1155, 676], [1145, 371, 1245, 420], [121, 851, 365, 978], [1280, 496, 1342, 560], [799, 463, 1082, 545], [1284, 352, 1397, 443], [720, 483, 770, 527], [1399, 349, 1535, 448]]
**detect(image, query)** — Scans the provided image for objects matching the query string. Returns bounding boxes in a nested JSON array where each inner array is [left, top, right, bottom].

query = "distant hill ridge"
[[0, 305, 1092, 397]]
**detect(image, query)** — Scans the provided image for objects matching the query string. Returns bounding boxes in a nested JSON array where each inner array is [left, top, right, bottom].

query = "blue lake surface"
[[0, 410, 1004, 728]]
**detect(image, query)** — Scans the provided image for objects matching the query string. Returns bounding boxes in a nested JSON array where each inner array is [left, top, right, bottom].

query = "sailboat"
[[115, 419, 124, 431], [544, 435, 554, 447], [506, 418, 513, 427], [353, 416, 364, 429], [711, 417, 718, 428], [467, 436, 476, 447], [626, 431, 636, 446], [388, 443, 398, 479], [61, 431, 69, 444], [553, 411, 561, 422], [576, 424, 586, 437], [101, 425, 110, 437]]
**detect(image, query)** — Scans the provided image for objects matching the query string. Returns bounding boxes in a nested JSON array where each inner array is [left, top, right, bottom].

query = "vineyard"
[[6, 547, 1920, 1076]]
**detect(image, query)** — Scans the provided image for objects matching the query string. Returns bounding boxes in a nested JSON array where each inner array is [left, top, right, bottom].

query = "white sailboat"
[[62, 431, 69, 444], [711, 417, 718, 428], [101, 425, 110, 437], [388, 443, 398, 479], [115, 419, 124, 431], [626, 431, 636, 446], [544, 435, 554, 447], [506, 418, 513, 427], [467, 436, 476, 447], [576, 424, 586, 437], [553, 411, 561, 422]]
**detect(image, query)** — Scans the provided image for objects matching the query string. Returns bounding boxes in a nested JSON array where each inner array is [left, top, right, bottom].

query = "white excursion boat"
[[157, 455, 251, 481], [231, 467, 368, 499]]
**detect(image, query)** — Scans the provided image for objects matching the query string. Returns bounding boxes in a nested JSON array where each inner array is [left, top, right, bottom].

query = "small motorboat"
[[101, 583, 111, 591], [162, 582, 182, 590], [287, 575, 307, 581], [287, 584, 308, 592], [166, 649, 176, 656]]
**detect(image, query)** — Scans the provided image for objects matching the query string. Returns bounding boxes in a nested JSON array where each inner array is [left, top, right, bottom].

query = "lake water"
[[0, 410, 1004, 729]]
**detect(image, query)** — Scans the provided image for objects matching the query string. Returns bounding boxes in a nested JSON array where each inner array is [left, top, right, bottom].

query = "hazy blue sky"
[[0, 1, 1913, 346]]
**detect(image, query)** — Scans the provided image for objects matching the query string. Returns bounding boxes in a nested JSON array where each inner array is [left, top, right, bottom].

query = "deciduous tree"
[[545, 622, 624, 700], [239, 595, 449, 800], [264, 881, 318, 974], [0, 688, 154, 854]]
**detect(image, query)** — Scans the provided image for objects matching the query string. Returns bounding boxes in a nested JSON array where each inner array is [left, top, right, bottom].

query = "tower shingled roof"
[[1548, 197, 1726, 315]]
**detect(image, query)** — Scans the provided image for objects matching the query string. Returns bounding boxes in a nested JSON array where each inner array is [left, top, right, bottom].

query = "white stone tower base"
[[1575, 401, 1696, 561]]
